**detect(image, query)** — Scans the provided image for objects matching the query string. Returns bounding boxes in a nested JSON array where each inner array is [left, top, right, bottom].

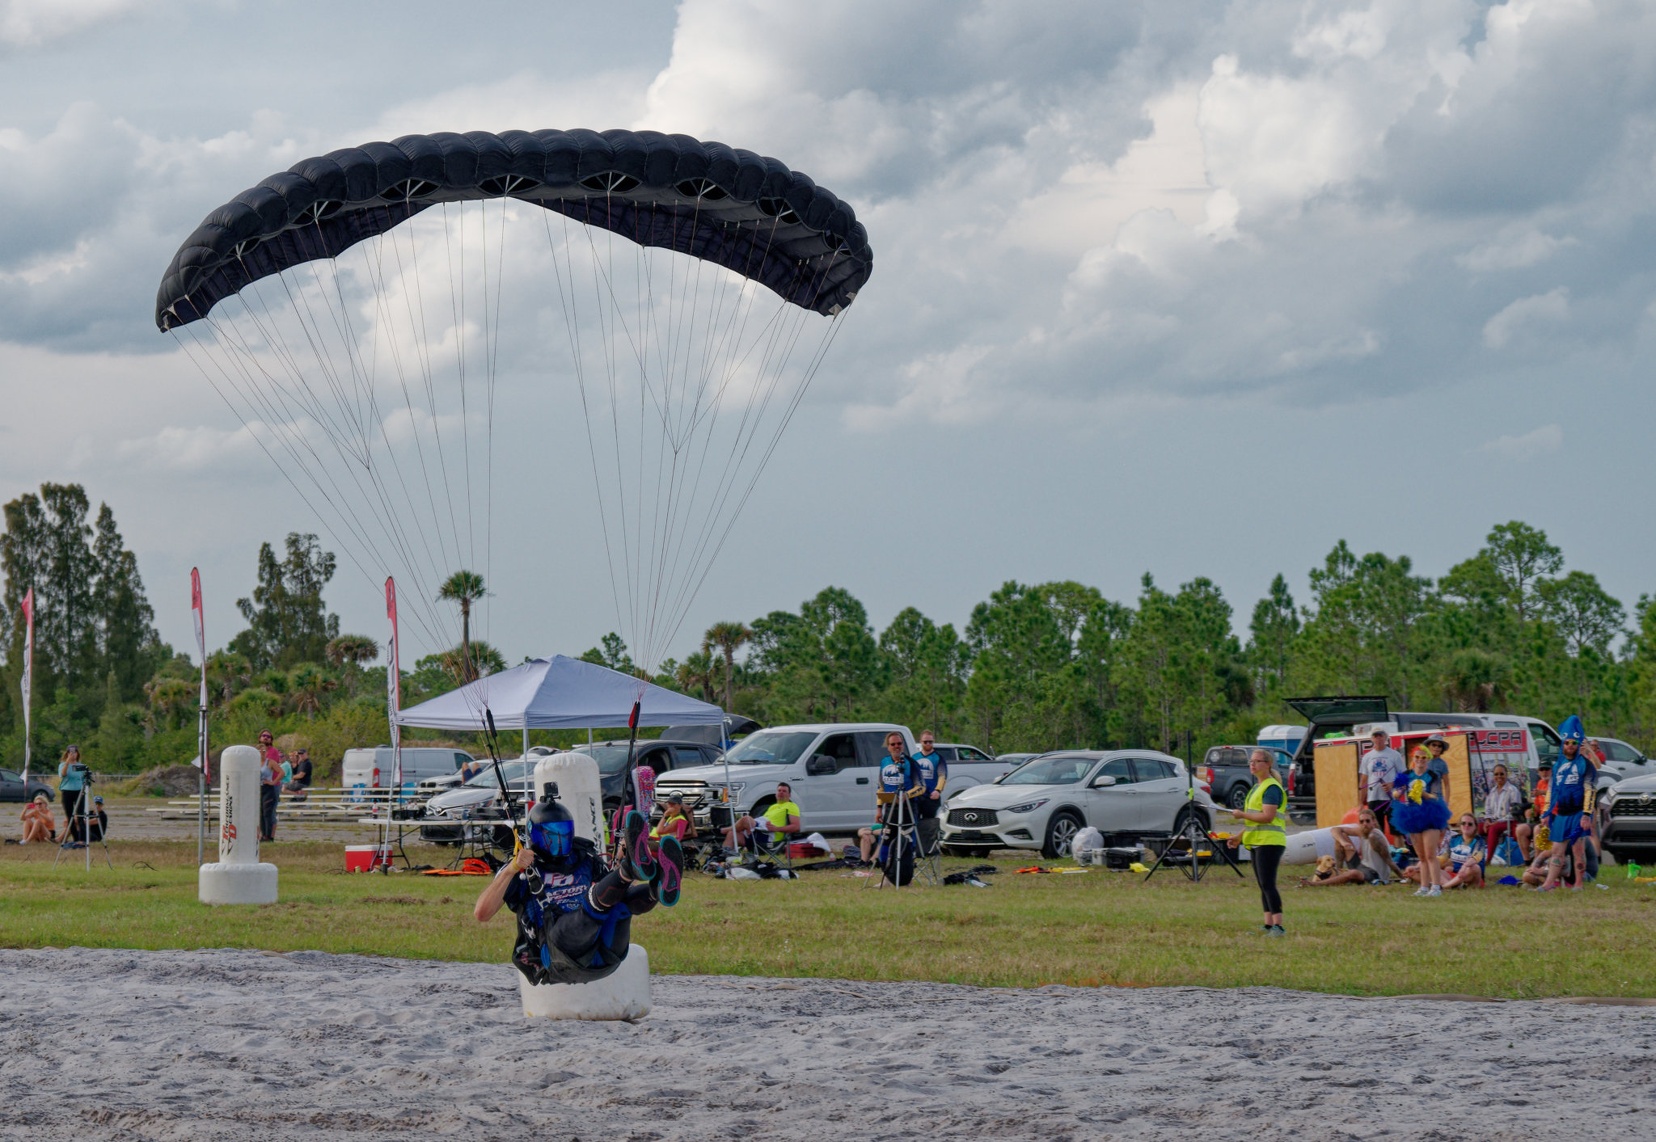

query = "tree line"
[[1, 484, 1649, 779]]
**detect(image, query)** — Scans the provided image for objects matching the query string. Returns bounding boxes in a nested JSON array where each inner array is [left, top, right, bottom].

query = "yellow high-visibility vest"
[[1243, 776, 1287, 848]]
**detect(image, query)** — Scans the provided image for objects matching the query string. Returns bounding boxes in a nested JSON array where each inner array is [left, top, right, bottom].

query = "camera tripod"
[[53, 779, 112, 871], [1144, 738, 1242, 884]]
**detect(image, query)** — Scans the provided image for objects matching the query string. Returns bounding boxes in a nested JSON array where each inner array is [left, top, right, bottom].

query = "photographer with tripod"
[[56, 747, 88, 845]]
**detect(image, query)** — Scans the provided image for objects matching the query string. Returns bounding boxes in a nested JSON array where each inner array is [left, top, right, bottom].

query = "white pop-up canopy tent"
[[395, 654, 726, 731]]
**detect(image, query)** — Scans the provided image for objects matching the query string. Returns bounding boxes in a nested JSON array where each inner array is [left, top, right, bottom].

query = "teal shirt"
[[58, 760, 84, 792]]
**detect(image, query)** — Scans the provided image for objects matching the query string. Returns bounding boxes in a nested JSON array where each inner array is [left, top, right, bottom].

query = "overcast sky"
[[3, 0, 1655, 670]]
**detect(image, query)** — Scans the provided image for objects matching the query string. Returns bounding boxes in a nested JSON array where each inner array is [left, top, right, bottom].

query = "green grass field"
[[3, 840, 1652, 998]]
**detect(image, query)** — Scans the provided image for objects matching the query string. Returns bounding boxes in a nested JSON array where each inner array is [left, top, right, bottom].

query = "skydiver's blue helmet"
[[527, 782, 574, 858]]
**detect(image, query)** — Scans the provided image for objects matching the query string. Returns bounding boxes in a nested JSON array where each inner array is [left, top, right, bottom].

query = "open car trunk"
[[1281, 696, 1390, 804]]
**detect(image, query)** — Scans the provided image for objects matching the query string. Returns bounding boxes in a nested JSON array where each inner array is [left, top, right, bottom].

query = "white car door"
[[1084, 757, 1138, 833], [797, 732, 866, 830], [1124, 757, 1187, 829]]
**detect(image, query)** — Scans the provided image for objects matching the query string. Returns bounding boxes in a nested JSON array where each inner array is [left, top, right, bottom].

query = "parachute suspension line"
[[357, 233, 455, 584], [542, 208, 627, 647], [386, 208, 466, 578], [171, 322, 452, 655], [440, 201, 478, 597], [652, 253, 848, 656]]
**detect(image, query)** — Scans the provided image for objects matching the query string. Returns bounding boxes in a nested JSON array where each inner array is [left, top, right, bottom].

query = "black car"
[[0, 767, 55, 803], [1282, 696, 1392, 806], [578, 740, 726, 815]]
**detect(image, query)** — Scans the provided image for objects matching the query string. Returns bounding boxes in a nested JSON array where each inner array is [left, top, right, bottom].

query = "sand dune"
[[5, 947, 1654, 1140]]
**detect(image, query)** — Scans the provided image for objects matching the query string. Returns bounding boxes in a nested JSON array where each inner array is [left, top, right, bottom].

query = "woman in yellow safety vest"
[[1226, 748, 1288, 936]]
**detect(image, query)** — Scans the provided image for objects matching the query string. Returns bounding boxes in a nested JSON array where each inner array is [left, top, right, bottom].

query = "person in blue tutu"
[[1392, 746, 1451, 896], [1539, 716, 1597, 891]]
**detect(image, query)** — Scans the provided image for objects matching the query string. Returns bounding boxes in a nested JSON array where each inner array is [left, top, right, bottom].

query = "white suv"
[[941, 749, 1217, 858]]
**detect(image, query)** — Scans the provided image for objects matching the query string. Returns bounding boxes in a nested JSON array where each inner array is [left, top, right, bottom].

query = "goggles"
[[529, 819, 574, 858]]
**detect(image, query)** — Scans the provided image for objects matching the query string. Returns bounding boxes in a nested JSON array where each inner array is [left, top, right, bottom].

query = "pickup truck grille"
[[1610, 796, 1656, 819], [948, 806, 999, 828], [655, 780, 713, 810]]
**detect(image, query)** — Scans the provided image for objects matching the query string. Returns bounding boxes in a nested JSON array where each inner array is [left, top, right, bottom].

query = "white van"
[[342, 747, 473, 799], [654, 723, 1009, 833]]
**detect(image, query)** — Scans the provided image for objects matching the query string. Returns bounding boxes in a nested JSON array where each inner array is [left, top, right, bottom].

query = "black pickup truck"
[[1197, 745, 1295, 810]]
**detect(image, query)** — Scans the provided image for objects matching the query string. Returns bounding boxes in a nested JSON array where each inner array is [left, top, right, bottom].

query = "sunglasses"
[[1460, 821, 1477, 828]]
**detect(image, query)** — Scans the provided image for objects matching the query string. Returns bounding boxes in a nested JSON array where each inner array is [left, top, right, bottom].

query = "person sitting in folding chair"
[[722, 783, 802, 856]]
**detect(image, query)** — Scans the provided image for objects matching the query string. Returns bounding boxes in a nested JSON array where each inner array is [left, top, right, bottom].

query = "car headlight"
[[1003, 798, 1049, 815]]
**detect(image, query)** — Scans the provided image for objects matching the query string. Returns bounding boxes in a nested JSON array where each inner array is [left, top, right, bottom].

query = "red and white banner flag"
[[192, 568, 210, 782], [385, 577, 402, 719], [19, 588, 32, 783]]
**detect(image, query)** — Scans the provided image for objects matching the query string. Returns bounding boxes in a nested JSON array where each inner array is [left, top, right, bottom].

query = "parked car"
[[940, 750, 1217, 859], [419, 759, 540, 846], [1282, 697, 1565, 805], [1198, 745, 1293, 810], [343, 747, 474, 798], [1596, 773, 1656, 865], [414, 747, 553, 797], [930, 743, 1015, 798], [654, 723, 1012, 833], [1592, 737, 1653, 781], [0, 767, 54, 803], [569, 739, 726, 816]]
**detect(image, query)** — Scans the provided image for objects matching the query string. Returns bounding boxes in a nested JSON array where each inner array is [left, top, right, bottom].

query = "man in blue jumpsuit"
[[475, 786, 683, 984], [1539, 716, 1597, 891]]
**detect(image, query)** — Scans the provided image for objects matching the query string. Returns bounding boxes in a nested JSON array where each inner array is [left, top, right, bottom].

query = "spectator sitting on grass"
[[1301, 809, 1401, 886], [20, 792, 56, 844]]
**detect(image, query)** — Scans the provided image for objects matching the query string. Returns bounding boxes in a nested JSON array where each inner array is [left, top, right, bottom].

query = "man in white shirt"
[[1481, 763, 1522, 861], [1359, 729, 1403, 833]]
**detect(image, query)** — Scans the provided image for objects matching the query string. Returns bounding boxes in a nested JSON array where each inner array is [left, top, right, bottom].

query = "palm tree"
[[287, 663, 335, 720], [702, 620, 751, 710], [325, 634, 380, 671], [675, 651, 717, 703], [439, 639, 507, 685], [437, 570, 488, 682]]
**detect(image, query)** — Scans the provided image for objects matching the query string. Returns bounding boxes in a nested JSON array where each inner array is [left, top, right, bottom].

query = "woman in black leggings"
[[1227, 749, 1287, 936]]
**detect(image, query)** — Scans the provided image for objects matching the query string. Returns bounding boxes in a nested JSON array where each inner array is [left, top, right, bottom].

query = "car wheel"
[[1172, 806, 1207, 836], [1226, 785, 1248, 811], [1043, 811, 1083, 859]]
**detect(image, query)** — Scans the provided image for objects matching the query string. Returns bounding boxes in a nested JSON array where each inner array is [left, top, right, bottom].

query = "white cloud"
[[1482, 287, 1570, 349], [1479, 423, 1562, 460], [1457, 228, 1573, 272], [0, 0, 134, 47]]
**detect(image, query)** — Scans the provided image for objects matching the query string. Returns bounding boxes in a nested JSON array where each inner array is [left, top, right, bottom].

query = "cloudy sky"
[[3, 0, 1655, 669]]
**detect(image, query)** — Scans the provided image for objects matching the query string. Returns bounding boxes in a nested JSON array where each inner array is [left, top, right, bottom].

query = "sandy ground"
[[4, 948, 1653, 1141]]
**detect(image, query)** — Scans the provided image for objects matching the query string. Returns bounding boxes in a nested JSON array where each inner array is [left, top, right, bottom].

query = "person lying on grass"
[[1301, 809, 1402, 886], [475, 784, 682, 985]]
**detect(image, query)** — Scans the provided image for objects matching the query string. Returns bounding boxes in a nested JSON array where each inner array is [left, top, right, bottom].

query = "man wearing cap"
[[1539, 716, 1597, 891], [1359, 730, 1403, 833]]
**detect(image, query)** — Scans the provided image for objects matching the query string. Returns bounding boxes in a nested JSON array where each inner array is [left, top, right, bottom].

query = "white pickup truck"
[[654, 722, 1012, 834]]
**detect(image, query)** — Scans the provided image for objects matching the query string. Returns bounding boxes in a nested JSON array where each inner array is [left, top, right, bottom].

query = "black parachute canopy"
[[155, 128, 872, 330]]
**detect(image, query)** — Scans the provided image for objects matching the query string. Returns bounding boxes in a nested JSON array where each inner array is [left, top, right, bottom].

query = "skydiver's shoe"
[[621, 810, 656, 883], [653, 835, 683, 907]]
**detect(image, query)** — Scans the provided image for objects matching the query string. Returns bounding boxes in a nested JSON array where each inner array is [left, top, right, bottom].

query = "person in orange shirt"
[[20, 791, 56, 844], [1515, 757, 1552, 861]]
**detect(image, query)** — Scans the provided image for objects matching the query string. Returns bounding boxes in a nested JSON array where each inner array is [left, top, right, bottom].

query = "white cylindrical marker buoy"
[[519, 945, 651, 1021], [198, 744, 279, 905], [533, 752, 605, 844], [521, 751, 649, 1020]]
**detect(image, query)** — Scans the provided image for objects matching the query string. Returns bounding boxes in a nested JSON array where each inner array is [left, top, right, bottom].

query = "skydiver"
[[474, 785, 683, 984]]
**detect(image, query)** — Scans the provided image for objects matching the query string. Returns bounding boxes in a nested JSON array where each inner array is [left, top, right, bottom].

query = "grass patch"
[[2, 842, 1653, 997]]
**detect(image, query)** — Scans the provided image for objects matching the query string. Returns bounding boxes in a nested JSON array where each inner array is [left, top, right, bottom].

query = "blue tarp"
[[393, 654, 726, 731]]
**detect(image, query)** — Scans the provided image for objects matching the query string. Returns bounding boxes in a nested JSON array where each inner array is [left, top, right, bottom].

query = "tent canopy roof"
[[394, 655, 726, 731]]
